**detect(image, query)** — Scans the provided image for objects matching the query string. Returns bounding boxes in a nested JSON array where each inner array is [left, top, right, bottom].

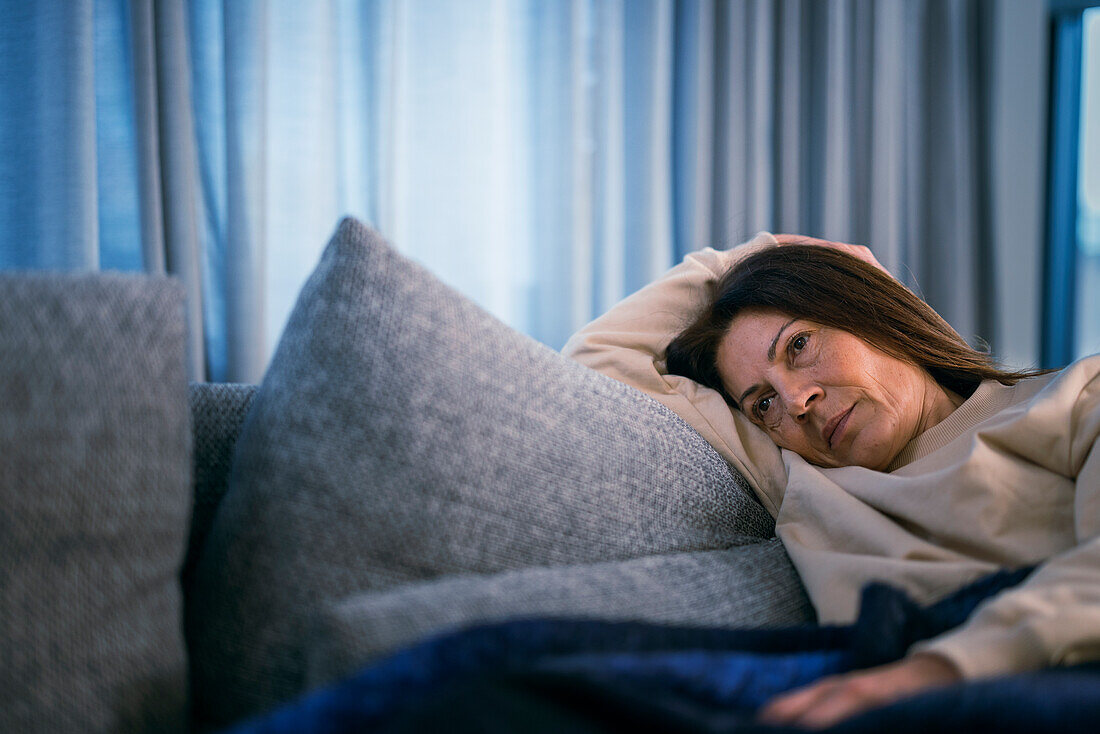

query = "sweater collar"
[[886, 380, 1014, 471]]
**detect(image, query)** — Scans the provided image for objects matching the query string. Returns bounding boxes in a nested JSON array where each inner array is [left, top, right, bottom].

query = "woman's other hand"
[[755, 653, 962, 730], [774, 234, 889, 276]]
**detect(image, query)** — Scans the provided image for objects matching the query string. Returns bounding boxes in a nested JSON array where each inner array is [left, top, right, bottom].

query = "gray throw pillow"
[[181, 382, 258, 594], [187, 217, 773, 726], [0, 274, 190, 734]]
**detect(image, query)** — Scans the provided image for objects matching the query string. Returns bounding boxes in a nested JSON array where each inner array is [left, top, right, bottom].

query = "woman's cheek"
[[849, 426, 895, 471]]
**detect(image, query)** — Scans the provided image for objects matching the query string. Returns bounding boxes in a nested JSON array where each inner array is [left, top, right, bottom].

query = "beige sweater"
[[563, 236, 1100, 680]]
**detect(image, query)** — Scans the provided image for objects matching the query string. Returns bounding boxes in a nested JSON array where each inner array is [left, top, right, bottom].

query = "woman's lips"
[[826, 406, 855, 449]]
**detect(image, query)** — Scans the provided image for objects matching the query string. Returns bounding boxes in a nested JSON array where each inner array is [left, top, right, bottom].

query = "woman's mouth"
[[825, 406, 855, 449]]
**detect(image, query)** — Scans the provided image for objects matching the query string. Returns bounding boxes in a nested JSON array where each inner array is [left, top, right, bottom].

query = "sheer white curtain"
[[186, 0, 690, 376]]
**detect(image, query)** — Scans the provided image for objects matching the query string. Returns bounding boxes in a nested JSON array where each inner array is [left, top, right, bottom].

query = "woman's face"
[[716, 309, 946, 470]]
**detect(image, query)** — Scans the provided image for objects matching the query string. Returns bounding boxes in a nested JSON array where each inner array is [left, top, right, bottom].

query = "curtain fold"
[[672, 0, 715, 260], [130, 0, 207, 380], [221, 0, 268, 382], [0, 0, 1026, 378]]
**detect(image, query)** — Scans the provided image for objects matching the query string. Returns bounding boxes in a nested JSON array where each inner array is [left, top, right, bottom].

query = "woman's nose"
[[779, 380, 822, 420]]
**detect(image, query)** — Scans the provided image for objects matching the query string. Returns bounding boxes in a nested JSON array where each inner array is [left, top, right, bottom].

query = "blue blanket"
[[226, 567, 1100, 732]]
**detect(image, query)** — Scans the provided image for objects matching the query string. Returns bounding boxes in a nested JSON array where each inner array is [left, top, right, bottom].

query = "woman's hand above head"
[[755, 653, 962, 730], [774, 234, 890, 277]]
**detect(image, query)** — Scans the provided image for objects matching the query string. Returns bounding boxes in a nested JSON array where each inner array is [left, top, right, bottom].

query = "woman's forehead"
[[717, 310, 800, 392], [725, 309, 801, 345]]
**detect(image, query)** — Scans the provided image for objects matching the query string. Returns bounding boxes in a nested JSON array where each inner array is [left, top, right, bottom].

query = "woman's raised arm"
[[561, 233, 787, 514], [562, 233, 892, 514]]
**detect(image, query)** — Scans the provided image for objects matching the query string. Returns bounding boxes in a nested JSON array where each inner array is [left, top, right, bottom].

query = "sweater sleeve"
[[910, 366, 1100, 678], [560, 233, 788, 516]]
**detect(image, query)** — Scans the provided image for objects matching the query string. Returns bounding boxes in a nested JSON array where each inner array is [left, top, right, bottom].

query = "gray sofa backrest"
[[1, 273, 192, 733]]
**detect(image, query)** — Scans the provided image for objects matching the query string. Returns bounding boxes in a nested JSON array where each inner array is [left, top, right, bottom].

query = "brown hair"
[[665, 245, 1044, 406]]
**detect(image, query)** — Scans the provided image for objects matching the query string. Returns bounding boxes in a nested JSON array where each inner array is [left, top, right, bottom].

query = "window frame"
[[1044, 0, 1100, 367]]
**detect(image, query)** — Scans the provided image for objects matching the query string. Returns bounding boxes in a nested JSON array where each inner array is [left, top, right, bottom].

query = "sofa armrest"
[[306, 538, 814, 688]]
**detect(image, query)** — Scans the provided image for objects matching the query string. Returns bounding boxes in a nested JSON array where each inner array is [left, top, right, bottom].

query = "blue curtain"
[[1, 1, 100, 271], [0, 0, 1010, 382]]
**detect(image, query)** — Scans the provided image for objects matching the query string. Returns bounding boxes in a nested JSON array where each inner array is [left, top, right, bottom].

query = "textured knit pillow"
[[0, 274, 190, 734], [181, 382, 258, 594], [187, 217, 773, 726]]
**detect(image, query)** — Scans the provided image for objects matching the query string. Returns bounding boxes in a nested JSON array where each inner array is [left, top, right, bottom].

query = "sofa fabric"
[[0, 274, 190, 734], [307, 539, 814, 688], [188, 217, 777, 725], [181, 382, 258, 592]]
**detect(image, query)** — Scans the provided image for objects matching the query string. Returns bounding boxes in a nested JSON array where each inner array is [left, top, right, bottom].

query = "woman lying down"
[[231, 235, 1100, 732], [661, 239, 1096, 726]]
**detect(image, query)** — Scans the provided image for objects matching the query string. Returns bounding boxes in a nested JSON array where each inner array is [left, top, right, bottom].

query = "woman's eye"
[[757, 396, 773, 415], [792, 334, 808, 352]]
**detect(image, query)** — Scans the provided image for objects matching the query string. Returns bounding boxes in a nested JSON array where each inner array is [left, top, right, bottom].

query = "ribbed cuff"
[[908, 622, 1048, 680]]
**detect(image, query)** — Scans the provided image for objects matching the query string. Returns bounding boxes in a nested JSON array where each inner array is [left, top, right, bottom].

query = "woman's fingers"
[[788, 674, 897, 729], [756, 654, 963, 729], [773, 234, 889, 276], [774, 234, 848, 247], [755, 676, 845, 727], [757, 673, 891, 730]]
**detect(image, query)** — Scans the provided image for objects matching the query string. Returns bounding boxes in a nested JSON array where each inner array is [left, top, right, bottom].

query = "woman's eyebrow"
[[768, 318, 799, 361], [734, 387, 755, 411], [736, 318, 799, 407]]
